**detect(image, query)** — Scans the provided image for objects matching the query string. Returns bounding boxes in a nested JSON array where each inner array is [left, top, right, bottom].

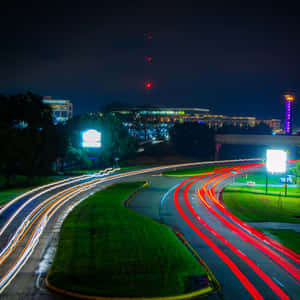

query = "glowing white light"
[[266, 150, 287, 173], [82, 130, 101, 148]]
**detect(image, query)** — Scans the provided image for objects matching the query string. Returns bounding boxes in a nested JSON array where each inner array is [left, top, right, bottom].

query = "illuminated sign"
[[82, 130, 101, 148], [266, 149, 287, 173]]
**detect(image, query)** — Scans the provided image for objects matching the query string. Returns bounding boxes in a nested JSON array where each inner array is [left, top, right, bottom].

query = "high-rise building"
[[42, 96, 73, 124], [283, 94, 295, 134]]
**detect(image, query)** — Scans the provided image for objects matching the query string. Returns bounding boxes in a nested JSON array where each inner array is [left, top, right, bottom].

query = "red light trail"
[[173, 163, 299, 299]]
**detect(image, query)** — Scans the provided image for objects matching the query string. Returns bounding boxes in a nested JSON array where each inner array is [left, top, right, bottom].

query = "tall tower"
[[144, 33, 153, 91], [283, 93, 295, 134]]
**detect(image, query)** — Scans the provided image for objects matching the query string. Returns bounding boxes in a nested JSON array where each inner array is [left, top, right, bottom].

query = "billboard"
[[82, 130, 102, 148], [266, 149, 287, 173]]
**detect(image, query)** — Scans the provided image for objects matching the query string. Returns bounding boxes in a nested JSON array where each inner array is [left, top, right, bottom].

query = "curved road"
[[2, 159, 299, 299], [130, 163, 300, 300]]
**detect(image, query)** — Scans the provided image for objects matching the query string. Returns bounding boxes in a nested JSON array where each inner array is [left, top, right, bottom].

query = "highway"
[[2, 159, 299, 299], [131, 163, 300, 299]]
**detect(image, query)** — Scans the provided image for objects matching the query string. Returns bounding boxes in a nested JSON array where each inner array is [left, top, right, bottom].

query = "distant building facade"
[[111, 106, 281, 140], [43, 96, 73, 124], [255, 119, 281, 131]]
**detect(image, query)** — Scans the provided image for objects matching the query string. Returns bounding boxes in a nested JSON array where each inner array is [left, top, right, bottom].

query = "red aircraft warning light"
[[145, 82, 152, 89], [145, 56, 152, 62]]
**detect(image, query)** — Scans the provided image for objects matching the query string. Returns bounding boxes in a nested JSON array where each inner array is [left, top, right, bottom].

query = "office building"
[[43, 96, 73, 124]]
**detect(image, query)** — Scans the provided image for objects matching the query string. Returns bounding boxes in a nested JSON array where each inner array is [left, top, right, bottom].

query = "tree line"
[[0, 92, 137, 186]]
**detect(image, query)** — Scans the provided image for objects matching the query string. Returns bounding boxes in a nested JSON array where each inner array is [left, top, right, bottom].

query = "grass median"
[[47, 182, 207, 297], [163, 164, 233, 176], [258, 229, 300, 255], [222, 191, 300, 223], [225, 186, 300, 197]]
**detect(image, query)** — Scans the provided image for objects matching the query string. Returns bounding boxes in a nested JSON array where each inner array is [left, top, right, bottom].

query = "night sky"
[[1, 1, 300, 125]]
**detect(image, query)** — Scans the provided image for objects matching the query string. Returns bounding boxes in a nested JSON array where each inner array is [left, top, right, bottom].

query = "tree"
[[0, 92, 67, 184], [65, 112, 137, 169], [291, 161, 300, 185], [170, 123, 215, 160]]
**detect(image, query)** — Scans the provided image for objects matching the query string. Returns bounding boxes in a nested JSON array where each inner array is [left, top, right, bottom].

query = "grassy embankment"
[[259, 229, 300, 255], [223, 171, 300, 254], [0, 175, 61, 206], [65, 165, 153, 175], [48, 182, 207, 297], [163, 164, 233, 176]]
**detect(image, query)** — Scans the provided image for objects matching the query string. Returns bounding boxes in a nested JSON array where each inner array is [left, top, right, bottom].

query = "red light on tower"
[[145, 82, 152, 89], [145, 33, 152, 40], [145, 56, 152, 62]]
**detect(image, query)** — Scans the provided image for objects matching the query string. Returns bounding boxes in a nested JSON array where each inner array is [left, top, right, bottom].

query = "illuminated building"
[[255, 119, 281, 131], [42, 96, 73, 124], [198, 114, 256, 128], [283, 94, 295, 134], [111, 107, 266, 140]]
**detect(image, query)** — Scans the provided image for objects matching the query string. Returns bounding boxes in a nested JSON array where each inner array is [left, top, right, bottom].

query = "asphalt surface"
[[130, 171, 300, 300], [2, 160, 298, 300]]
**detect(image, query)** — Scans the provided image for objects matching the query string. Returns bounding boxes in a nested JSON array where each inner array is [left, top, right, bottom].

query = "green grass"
[[258, 229, 300, 255], [0, 175, 60, 189], [236, 172, 289, 184], [0, 188, 31, 206], [163, 164, 233, 176], [48, 182, 206, 297], [65, 165, 150, 175], [222, 191, 300, 223], [0, 176, 62, 206], [225, 186, 300, 197], [119, 165, 155, 172], [65, 169, 103, 174]]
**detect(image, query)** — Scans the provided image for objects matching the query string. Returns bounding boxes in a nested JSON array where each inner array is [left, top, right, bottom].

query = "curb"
[[45, 277, 213, 300], [46, 181, 219, 300], [124, 181, 149, 208], [173, 230, 221, 293]]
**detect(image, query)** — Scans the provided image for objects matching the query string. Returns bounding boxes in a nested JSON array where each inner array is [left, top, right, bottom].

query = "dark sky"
[[1, 1, 300, 124]]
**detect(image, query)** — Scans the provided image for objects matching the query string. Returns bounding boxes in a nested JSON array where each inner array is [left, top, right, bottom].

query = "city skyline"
[[1, 1, 300, 123]]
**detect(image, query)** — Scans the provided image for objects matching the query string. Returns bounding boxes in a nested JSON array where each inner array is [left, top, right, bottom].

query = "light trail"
[[0, 159, 260, 294], [0, 180, 101, 293], [173, 175, 264, 300], [173, 163, 298, 299], [208, 173, 300, 265]]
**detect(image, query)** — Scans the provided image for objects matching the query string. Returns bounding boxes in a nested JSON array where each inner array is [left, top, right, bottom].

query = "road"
[[2, 159, 297, 299], [130, 164, 300, 300]]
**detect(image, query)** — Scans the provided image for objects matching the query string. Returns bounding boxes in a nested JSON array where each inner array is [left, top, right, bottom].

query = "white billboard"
[[266, 149, 287, 173], [82, 130, 102, 148]]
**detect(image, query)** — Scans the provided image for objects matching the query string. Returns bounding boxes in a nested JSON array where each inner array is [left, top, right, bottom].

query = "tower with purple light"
[[284, 94, 295, 135]]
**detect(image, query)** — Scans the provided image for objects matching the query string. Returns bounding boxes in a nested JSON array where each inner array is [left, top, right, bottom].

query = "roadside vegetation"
[[65, 165, 153, 175], [222, 191, 300, 223], [0, 176, 61, 206], [223, 169, 300, 254], [235, 172, 283, 184], [258, 229, 300, 255], [163, 164, 233, 176], [225, 186, 300, 197], [48, 182, 207, 297]]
